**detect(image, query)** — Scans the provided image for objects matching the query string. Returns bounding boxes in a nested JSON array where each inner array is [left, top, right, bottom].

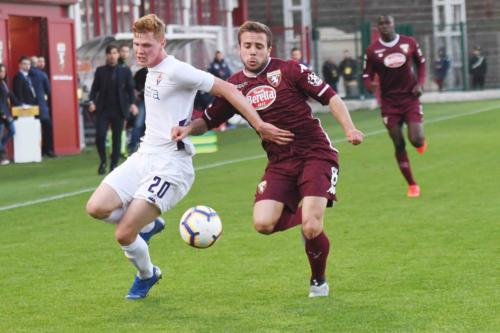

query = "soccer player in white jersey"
[[85, 14, 294, 300]]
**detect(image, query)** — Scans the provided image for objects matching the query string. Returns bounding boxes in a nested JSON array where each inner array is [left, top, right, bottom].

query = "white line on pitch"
[[0, 104, 498, 212]]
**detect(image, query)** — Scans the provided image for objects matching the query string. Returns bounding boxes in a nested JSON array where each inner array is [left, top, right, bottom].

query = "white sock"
[[104, 207, 125, 224], [121, 236, 154, 279], [140, 221, 156, 233]]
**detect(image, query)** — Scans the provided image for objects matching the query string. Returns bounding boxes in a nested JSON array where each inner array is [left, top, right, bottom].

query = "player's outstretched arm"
[[210, 77, 294, 145], [328, 95, 364, 145]]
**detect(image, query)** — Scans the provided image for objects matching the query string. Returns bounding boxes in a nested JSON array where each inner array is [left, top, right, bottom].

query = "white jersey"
[[140, 55, 214, 154]]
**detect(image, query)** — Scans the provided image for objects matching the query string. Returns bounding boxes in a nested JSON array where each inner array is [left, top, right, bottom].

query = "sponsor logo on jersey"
[[400, 43, 410, 54], [246, 85, 277, 110], [383, 53, 407, 68], [236, 81, 248, 89], [145, 85, 160, 100], [266, 69, 282, 87], [257, 180, 267, 194], [308, 72, 323, 86]]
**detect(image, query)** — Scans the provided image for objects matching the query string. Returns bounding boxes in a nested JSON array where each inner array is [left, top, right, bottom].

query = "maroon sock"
[[305, 231, 330, 282], [396, 150, 416, 185], [272, 207, 302, 232]]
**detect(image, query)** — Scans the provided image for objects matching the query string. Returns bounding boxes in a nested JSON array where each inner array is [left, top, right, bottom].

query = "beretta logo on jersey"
[[383, 53, 406, 68], [246, 85, 277, 111], [266, 69, 282, 87]]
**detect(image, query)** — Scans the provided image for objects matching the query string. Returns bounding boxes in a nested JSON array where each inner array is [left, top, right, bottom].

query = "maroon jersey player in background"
[[172, 21, 363, 297], [363, 15, 427, 198]]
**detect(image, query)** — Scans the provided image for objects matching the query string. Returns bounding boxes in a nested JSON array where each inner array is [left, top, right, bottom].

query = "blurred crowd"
[[0, 55, 54, 165]]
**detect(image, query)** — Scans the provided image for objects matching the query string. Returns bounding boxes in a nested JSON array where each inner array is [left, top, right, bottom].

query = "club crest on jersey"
[[383, 53, 406, 68], [308, 72, 323, 86], [266, 69, 282, 87], [257, 180, 267, 194], [246, 85, 277, 111], [400, 43, 410, 54], [156, 73, 164, 85]]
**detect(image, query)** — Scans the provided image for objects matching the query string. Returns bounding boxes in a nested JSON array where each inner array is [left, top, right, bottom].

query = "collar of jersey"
[[243, 58, 272, 78], [149, 55, 172, 71], [378, 34, 400, 48]]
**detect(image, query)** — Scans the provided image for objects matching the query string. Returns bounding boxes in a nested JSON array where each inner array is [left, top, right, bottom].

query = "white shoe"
[[309, 281, 329, 297], [0, 159, 10, 166]]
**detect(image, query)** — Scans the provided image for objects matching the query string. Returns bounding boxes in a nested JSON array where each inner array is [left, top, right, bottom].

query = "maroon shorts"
[[381, 98, 423, 128], [254, 155, 339, 212]]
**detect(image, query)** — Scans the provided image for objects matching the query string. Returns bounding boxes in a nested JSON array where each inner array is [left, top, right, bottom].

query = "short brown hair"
[[238, 21, 273, 48], [133, 14, 166, 40]]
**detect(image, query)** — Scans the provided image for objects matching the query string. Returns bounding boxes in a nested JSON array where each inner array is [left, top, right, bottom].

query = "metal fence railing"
[[293, 21, 500, 99]]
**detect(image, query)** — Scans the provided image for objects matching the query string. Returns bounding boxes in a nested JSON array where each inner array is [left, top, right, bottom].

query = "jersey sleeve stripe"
[[317, 85, 329, 97], [204, 109, 212, 121]]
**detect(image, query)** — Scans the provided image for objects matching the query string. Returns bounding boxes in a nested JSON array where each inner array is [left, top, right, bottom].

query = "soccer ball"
[[179, 206, 222, 248]]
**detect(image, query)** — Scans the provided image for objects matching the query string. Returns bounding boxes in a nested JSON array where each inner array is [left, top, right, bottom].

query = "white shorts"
[[103, 150, 194, 212]]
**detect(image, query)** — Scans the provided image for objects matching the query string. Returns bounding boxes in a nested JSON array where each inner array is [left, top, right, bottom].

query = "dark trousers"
[[471, 75, 485, 90], [40, 118, 54, 155], [95, 113, 124, 168]]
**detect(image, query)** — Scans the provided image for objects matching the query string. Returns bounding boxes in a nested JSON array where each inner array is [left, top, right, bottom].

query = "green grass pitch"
[[0, 99, 499, 332]]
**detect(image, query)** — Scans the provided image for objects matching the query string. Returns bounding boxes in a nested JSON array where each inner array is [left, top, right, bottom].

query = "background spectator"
[[0, 63, 18, 165], [322, 58, 339, 91], [13, 56, 37, 106], [118, 44, 131, 68], [469, 46, 487, 90], [37, 56, 46, 71], [88, 44, 135, 175], [30, 55, 55, 157], [208, 50, 231, 80], [290, 47, 311, 69], [339, 50, 358, 98], [433, 47, 450, 91]]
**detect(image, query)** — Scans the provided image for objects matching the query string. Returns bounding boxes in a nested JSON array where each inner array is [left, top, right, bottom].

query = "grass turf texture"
[[0, 99, 498, 332]]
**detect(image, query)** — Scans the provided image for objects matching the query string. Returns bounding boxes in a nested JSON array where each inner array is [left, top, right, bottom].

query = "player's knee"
[[114, 227, 136, 246], [302, 216, 323, 239], [86, 199, 109, 220], [253, 217, 275, 235]]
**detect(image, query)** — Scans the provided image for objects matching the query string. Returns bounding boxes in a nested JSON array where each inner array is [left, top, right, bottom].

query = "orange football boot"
[[407, 184, 421, 198], [416, 141, 427, 154]]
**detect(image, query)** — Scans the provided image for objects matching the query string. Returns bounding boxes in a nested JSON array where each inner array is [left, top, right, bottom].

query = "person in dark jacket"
[[13, 56, 37, 106], [30, 55, 55, 157], [433, 47, 450, 92], [89, 44, 136, 174], [469, 46, 487, 90], [0, 64, 18, 165], [339, 50, 358, 98], [208, 50, 231, 80], [322, 58, 339, 91]]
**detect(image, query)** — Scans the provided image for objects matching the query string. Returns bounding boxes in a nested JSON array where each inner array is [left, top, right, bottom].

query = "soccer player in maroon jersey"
[[363, 15, 427, 197], [172, 21, 363, 297]]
